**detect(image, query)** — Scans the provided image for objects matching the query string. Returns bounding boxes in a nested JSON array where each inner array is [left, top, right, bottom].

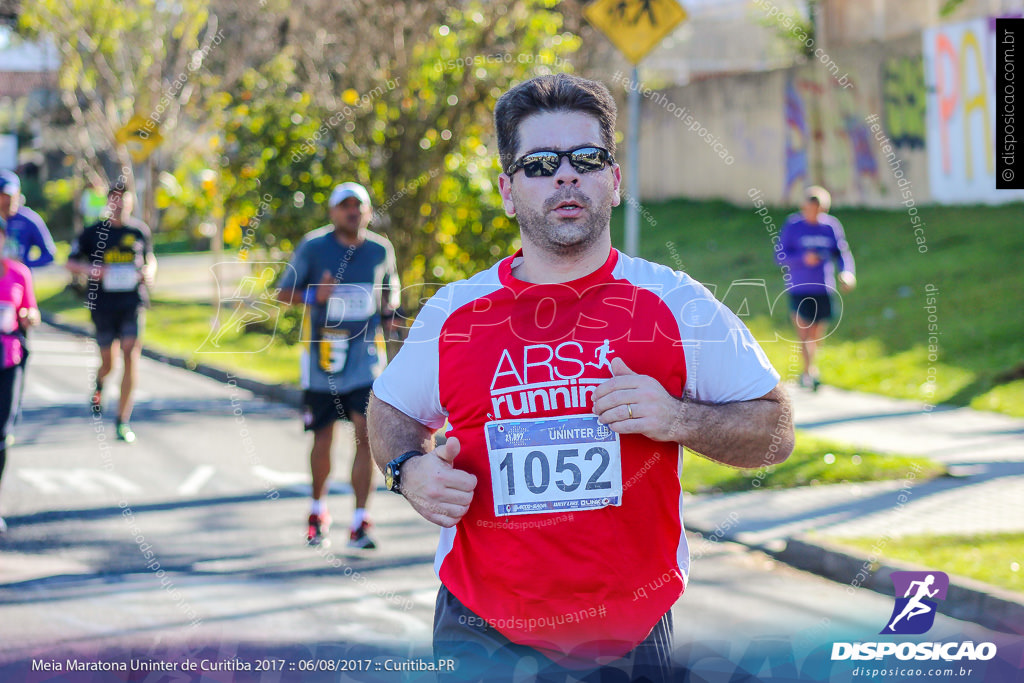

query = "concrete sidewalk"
[[684, 380, 1024, 634], [784, 383, 1024, 463]]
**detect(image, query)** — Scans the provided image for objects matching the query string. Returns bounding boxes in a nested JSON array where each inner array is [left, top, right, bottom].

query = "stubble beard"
[[514, 187, 614, 258]]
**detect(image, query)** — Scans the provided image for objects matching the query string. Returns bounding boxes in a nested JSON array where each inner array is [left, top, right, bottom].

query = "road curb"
[[684, 519, 1024, 635], [40, 312, 303, 408], [771, 535, 1024, 635]]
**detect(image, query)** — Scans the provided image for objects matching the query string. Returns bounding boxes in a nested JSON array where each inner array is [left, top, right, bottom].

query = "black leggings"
[[0, 363, 24, 485]]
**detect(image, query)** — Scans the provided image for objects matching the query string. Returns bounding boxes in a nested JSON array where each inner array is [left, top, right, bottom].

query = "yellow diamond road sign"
[[115, 114, 164, 163], [584, 0, 688, 65]]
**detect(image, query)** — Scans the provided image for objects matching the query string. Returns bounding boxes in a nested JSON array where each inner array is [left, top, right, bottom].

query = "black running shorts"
[[302, 385, 372, 432], [91, 304, 145, 348], [789, 293, 833, 325]]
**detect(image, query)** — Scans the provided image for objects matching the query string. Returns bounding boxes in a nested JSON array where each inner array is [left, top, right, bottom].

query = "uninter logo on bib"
[[880, 571, 948, 635]]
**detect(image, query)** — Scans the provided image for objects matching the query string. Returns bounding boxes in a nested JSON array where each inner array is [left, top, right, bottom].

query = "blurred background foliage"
[[19, 0, 587, 305]]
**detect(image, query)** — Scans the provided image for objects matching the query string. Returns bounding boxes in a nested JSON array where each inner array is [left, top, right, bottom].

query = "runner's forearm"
[[674, 385, 794, 469], [367, 391, 437, 472], [275, 288, 305, 306], [65, 260, 91, 276]]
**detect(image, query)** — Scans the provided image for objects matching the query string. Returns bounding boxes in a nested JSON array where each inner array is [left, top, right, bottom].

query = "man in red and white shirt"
[[368, 74, 794, 680]]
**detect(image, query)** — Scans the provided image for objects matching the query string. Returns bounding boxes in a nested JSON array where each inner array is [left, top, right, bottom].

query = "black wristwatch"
[[385, 450, 425, 493]]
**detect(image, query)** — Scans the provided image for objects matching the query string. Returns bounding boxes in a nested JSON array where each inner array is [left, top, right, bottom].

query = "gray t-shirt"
[[277, 226, 400, 393]]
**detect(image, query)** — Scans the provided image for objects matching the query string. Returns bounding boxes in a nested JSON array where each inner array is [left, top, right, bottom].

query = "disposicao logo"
[[881, 571, 948, 635], [831, 570, 997, 663]]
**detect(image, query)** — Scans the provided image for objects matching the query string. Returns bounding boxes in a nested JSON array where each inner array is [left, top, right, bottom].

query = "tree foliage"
[[26, 0, 585, 301], [19, 0, 221, 204], [205, 0, 580, 293]]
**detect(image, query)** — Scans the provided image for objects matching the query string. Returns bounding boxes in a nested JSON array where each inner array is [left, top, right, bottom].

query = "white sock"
[[352, 508, 367, 530], [310, 499, 324, 516]]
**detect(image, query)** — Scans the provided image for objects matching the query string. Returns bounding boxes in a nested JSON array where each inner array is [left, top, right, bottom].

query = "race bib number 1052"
[[485, 414, 622, 517]]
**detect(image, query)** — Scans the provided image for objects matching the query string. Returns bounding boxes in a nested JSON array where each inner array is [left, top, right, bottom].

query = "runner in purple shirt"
[[0, 171, 57, 269], [776, 186, 856, 391]]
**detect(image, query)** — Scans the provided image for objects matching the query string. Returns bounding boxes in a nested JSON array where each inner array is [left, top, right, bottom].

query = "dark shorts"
[[92, 305, 145, 348], [789, 293, 833, 325], [432, 584, 674, 682], [302, 385, 371, 432]]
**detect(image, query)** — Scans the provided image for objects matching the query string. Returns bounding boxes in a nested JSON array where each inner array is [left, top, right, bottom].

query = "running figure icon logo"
[[586, 339, 614, 371], [880, 571, 949, 635]]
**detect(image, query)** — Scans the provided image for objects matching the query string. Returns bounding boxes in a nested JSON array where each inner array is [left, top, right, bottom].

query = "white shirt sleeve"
[[666, 276, 781, 403], [372, 285, 451, 430]]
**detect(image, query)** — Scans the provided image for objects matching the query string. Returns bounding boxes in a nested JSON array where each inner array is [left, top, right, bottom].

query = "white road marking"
[[251, 465, 309, 487], [177, 465, 216, 495], [23, 339, 97, 353], [17, 469, 142, 495], [29, 354, 99, 368], [21, 381, 73, 402]]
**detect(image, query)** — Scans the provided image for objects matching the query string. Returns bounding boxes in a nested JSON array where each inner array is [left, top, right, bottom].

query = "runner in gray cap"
[[276, 182, 401, 547]]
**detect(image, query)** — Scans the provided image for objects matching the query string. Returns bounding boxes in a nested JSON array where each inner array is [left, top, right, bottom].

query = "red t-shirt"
[[374, 249, 779, 665]]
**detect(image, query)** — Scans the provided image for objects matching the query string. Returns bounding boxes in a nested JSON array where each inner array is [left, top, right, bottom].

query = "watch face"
[[385, 466, 396, 491]]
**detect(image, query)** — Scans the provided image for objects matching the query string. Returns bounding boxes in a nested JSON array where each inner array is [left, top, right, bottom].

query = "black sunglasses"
[[505, 146, 615, 179]]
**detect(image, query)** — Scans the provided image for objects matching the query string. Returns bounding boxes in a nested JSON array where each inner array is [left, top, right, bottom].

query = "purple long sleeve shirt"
[[4, 206, 56, 268], [777, 212, 855, 295]]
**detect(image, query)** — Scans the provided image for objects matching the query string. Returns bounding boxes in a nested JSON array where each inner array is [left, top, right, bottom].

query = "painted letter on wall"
[[924, 18, 1024, 202]]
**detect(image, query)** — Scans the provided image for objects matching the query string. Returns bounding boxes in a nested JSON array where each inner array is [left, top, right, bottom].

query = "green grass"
[[611, 199, 1024, 417], [152, 237, 208, 255], [681, 432, 944, 493], [37, 200, 1024, 417], [53, 240, 72, 263], [833, 532, 1024, 594], [37, 284, 301, 385], [33, 278, 72, 307]]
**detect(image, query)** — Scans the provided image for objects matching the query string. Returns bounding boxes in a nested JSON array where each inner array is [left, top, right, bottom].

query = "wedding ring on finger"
[[627, 403, 634, 420]]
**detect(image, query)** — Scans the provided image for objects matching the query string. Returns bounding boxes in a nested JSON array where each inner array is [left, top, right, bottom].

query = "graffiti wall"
[[631, 20, 1024, 207], [923, 18, 1024, 203], [783, 77, 809, 197], [882, 56, 927, 149], [632, 35, 930, 207], [782, 68, 884, 207]]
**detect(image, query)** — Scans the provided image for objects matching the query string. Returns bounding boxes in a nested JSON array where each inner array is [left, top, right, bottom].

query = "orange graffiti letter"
[[935, 33, 958, 175]]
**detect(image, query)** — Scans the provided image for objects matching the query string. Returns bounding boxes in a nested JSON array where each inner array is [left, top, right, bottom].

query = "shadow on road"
[[0, 491, 435, 599]]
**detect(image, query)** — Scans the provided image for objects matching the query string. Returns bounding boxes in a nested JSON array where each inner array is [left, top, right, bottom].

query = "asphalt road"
[[0, 325, 1014, 682]]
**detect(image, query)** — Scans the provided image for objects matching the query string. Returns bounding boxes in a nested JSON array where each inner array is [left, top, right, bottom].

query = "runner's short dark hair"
[[108, 181, 128, 197], [494, 74, 617, 174]]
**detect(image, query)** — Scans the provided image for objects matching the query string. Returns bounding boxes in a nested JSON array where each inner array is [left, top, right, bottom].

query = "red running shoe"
[[307, 511, 331, 545], [347, 520, 377, 549]]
